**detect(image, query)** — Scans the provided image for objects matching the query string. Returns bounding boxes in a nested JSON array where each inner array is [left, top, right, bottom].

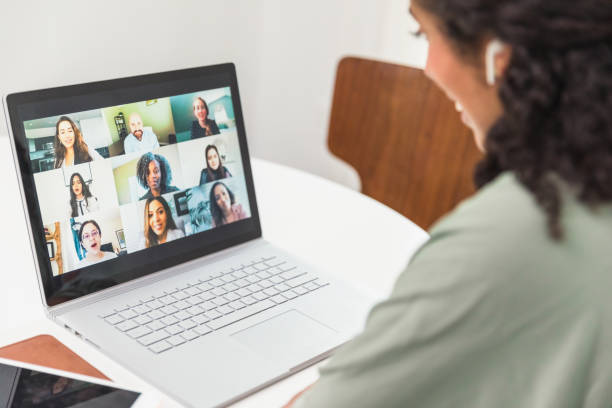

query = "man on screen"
[[123, 113, 160, 154]]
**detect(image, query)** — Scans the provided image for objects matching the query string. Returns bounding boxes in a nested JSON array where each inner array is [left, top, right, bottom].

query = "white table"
[[0, 136, 429, 407]]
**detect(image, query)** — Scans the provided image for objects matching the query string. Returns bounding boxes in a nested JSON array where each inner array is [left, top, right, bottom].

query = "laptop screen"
[[5, 64, 261, 306]]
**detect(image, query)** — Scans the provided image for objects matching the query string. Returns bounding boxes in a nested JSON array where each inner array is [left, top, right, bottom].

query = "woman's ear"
[[485, 39, 512, 85]]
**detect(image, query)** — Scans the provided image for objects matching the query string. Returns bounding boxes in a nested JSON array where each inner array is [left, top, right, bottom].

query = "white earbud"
[[485, 39, 505, 86]]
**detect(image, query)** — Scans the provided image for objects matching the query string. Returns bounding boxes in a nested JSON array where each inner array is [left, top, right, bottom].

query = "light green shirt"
[[298, 172, 612, 407]]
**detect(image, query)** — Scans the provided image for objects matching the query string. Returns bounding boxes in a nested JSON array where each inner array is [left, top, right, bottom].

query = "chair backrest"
[[328, 57, 483, 230]]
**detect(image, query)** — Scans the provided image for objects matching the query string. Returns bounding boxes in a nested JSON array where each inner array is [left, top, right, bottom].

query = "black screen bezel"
[[5, 63, 261, 306]]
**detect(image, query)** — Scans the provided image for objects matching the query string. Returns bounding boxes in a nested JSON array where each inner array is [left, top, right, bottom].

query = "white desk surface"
[[0, 136, 429, 407]]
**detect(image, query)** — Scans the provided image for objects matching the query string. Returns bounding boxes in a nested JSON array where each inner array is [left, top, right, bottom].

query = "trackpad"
[[232, 310, 340, 369]]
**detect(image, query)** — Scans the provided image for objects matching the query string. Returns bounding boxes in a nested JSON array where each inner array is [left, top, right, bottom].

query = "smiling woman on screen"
[[53, 116, 102, 168], [288, 0, 612, 407], [143, 196, 184, 248]]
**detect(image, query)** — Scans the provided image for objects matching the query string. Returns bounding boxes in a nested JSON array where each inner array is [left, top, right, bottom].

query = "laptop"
[[3, 64, 372, 407]]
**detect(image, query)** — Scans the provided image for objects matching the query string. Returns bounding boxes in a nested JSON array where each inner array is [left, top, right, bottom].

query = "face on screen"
[[71, 176, 83, 197], [129, 113, 144, 140], [148, 199, 167, 237], [147, 160, 161, 190], [214, 184, 231, 212], [57, 120, 75, 149], [81, 222, 101, 254], [193, 98, 208, 121], [207, 148, 219, 170]]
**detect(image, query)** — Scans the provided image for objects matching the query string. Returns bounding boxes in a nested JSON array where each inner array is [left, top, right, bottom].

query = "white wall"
[[0, 0, 427, 188]]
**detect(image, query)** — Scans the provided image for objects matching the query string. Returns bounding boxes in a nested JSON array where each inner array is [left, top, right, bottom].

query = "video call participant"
[[199, 144, 232, 185], [191, 97, 220, 139], [76, 220, 117, 268], [68, 172, 100, 218], [143, 196, 185, 248], [136, 152, 179, 200], [123, 112, 160, 154], [209, 181, 246, 227], [54, 116, 103, 168]]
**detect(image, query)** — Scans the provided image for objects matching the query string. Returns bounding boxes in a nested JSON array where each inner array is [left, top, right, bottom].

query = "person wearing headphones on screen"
[[287, 0, 612, 407]]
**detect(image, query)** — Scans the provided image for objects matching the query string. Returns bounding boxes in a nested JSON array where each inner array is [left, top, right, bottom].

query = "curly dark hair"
[[209, 181, 236, 227], [414, 0, 612, 238], [136, 152, 173, 190]]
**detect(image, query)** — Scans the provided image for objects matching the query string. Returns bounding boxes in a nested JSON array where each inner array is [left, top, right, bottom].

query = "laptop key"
[[270, 294, 288, 304], [160, 305, 178, 315], [174, 300, 191, 310], [166, 324, 184, 335], [105, 314, 124, 325], [217, 305, 234, 315], [132, 304, 150, 315], [206, 309, 223, 319], [228, 300, 246, 310], [303, 281, 320, 291], [145, 299, 164, 309], [115, 320, 138, 332], [206, 299, 275, 331], [285, 274, 314, 288], [175, 311, 191, 321], [173, 291, 189, 301], [127, 325, 152, 339], [280, 268, 302, 280], [294, 286, 309, 296], [147, 320, 165, 331], [168, 335, 186, 347], [194, 325, 212, 336], [119, 310, 137, 320], [253, 292, 268, 301], [161, 315, 179, 326], [193, 314, 210, 325], [242, 295, 257, 305], [148, 309, 164, 320], [184, 287, 201, 296], [224, 292, 240, 302], [181, 330, 199, 341], [180, 319, 197, 330], [159, 295, 177, 305], [282, 290, 298, 300], [134, 314, 152, 325], [149, 340, 172, 354], [212, 297, 229, 306], [139, 330, 170, 346]]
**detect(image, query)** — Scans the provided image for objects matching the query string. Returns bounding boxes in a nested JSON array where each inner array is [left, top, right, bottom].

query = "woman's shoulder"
[[431, 172, 538, 235]]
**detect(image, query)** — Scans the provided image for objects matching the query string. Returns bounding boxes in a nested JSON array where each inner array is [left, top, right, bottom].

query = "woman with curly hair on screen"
[[287, 0, 612, 407], [136, 152, 179, 200]]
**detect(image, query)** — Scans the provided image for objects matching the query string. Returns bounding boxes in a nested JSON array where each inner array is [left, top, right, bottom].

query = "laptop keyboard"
[[99, 256, 328, 354]]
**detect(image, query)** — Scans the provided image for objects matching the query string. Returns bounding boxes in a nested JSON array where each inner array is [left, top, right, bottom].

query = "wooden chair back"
[[328, 57, 483, 230]]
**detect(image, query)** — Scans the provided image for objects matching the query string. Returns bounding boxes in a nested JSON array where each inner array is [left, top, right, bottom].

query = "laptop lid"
[[4, 63, 261, 307]]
